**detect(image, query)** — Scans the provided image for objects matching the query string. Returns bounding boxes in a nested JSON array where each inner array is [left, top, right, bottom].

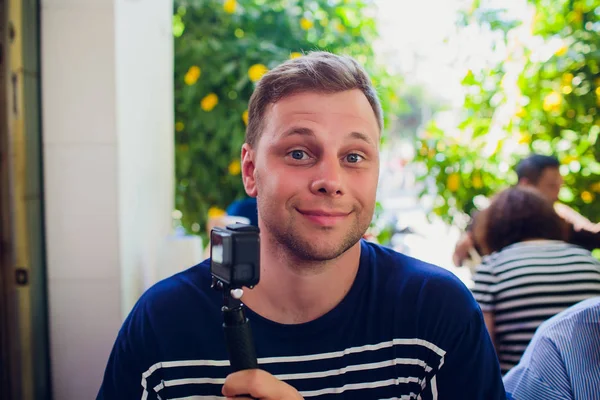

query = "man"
[[98, 52, 506, 399], [503, 297, 600, 400], [453, 154, 599, 266]]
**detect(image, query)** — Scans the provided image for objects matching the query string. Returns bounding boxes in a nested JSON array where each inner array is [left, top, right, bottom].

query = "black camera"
[[210, 223, 260, 289]]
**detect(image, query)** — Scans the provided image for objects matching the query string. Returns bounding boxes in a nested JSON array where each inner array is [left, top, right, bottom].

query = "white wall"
[[41, 0, 174, 398], [114, 0, 175, 318]]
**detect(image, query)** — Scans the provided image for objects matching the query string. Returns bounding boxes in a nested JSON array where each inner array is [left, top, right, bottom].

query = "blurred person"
[[98, 52, 506, 399], [453, 154, 600, 267], [503, 296, 600, 400], [227, 196, 259, 227], [471, 187, 600, 374]]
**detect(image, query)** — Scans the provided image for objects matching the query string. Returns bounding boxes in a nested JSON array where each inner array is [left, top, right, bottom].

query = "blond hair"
[[245, 51, 383, 147]]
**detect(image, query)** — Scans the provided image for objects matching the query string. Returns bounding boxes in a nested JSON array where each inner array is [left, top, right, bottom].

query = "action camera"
[[210, 223, 260, 289]]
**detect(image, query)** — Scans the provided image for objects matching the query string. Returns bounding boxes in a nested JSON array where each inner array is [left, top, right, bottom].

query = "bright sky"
[[374, 0, 533, 107]]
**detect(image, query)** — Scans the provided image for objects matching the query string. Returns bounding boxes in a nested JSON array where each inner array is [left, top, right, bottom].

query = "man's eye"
[[290, 150, 308, 160], [346, 153, 364, 163]]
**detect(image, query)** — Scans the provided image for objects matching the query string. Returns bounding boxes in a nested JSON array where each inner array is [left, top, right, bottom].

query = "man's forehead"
[[540, 167, 561, 177], [265, 94, 379, 132]]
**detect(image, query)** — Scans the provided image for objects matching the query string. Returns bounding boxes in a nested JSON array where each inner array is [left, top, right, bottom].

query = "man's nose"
[[309, 156, 344, 197]]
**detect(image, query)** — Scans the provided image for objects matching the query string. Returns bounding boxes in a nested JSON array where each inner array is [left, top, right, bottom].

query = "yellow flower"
[[336, 22, 346, 33], [555, 45, 568, 57], [562, 85, 573, 95], [581, 191, 594, 203], [472, 174, 483, 189], [223, 0, 236, 14], [208, 206, 226, 219], [300, 17, 314, 30], [562, 155, 578, 164], [447, 173, 460, 192], [242, 110, 249, 126], [591, 182, 600, 193], [518, 132, 531, 144], [562, 73, 574, 84], [515, 107, 527, 118], [184, 66, 201, 85], [248, 64, 269, 82], [290, 52, 302, 59], [228, 159, 241, 175], [175, 121, 185, 132], [542, 91, 562, 112], [200, 93, 219, 112]]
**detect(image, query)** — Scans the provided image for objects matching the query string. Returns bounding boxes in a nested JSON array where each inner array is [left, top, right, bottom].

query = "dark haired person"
[[453, 154, 600, 267], [97, 52, 506, 399], [471, 187, 600, 374]]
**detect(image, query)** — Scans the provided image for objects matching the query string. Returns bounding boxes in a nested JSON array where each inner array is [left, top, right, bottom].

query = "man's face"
[[521, 167, 563, 203], [241, 90, 380, 262]]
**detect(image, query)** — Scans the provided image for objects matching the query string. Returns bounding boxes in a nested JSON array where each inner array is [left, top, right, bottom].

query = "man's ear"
[[241, 143, 258, 197]]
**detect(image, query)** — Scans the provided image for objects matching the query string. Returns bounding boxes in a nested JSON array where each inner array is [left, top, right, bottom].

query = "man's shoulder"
[[365, 240, 469, 284], [135, 259, 215, 315], [536, 296, 600, 339], [364, 241, 479, 314]]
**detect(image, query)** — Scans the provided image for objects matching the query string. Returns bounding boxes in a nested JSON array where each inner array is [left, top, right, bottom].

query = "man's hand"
[[453, 233, 475, 267], [555, 202, 600, 232], [222, 369, 304, 400]]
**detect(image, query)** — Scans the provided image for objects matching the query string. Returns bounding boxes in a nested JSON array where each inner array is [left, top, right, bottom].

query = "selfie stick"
[[214, 281, 258, 372], [210, 223, 260, 374]]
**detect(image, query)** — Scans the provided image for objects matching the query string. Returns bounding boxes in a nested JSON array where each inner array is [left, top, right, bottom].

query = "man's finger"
[[222, 369, 302, 399], [222, 369, 268, 398]]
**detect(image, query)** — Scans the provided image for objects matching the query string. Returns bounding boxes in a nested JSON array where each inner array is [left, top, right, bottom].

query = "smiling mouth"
[[296, 209, 351, 226]]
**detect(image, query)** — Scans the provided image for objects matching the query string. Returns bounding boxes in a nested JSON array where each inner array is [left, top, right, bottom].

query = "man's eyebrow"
[[281, 127, 316, 138], [281, 128, 375, 145], [349, 131, 375, 146]]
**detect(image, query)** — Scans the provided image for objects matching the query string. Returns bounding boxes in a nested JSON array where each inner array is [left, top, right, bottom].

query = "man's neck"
[[241, 239, 362, 325]]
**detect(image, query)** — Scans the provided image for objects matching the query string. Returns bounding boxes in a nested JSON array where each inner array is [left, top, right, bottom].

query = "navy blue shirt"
[[98, 240, 506, 399]]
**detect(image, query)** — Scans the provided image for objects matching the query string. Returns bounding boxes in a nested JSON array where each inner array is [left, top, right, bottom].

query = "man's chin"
[[284, 233, 361, 262]]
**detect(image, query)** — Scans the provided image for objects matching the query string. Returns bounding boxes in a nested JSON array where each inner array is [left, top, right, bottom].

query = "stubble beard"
[[259, 199, 370, 263]]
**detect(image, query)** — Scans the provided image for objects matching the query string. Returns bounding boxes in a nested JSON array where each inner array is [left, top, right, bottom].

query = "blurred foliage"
[[414, 0, 600, 227], [173, 0, 403, 237]]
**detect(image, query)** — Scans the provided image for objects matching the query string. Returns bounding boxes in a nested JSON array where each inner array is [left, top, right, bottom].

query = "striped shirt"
[[504, 296, 600, 400], [472, 240, 600, 373], [98, 240, 506, 399]]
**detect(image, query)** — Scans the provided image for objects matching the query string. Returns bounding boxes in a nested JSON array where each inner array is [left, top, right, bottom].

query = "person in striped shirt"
[[453, 154, 600, 268], [98, 51, 506, 399], [471, 186, 600, 374], [504, 297, 600, 400]]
